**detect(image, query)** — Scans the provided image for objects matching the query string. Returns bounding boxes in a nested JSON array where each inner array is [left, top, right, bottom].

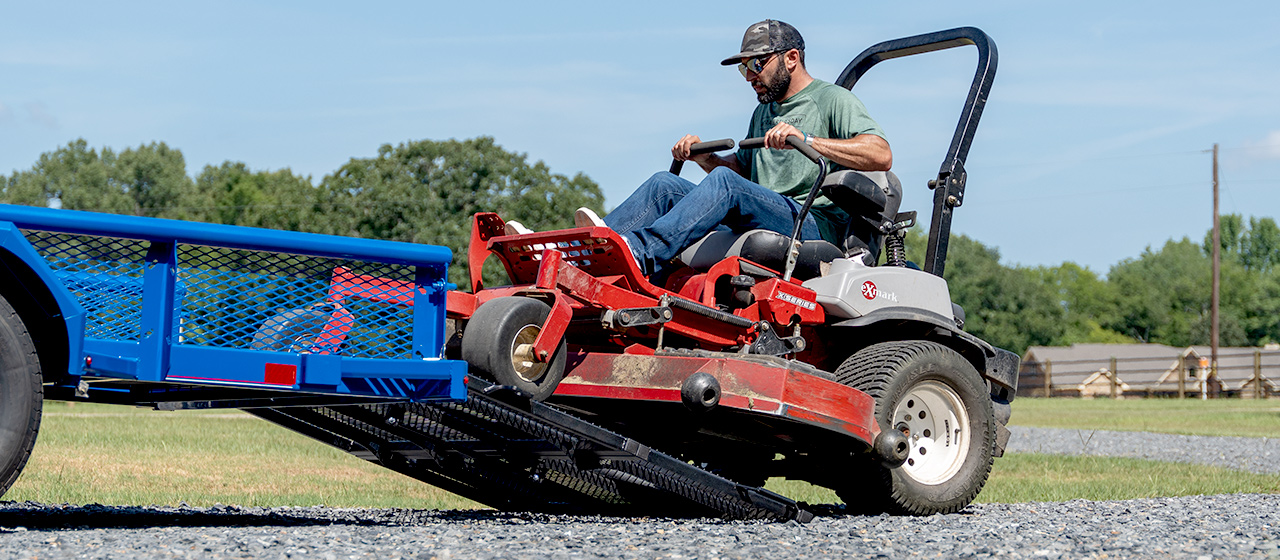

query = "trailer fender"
[[0, 222, 87, 381]]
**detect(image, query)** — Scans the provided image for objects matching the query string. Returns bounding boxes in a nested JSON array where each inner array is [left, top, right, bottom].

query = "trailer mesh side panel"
[[21, 229, 433, 360], [23, 231, 149, 341], [173, 246, 417, 359]]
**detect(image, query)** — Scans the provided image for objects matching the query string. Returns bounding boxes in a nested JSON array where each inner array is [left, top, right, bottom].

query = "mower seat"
[[677, 170, 903, 280]]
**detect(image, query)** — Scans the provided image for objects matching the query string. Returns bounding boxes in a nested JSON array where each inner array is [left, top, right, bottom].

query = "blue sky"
[[2, 1, 1277, 273]]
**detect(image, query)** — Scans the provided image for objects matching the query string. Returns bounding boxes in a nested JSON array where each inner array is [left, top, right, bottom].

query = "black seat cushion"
[[678, 229, 843, 280]]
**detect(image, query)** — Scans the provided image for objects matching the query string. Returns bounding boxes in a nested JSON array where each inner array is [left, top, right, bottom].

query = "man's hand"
[[763, 122, 803, 150], [672, 134, 749, 177], [672, 134, 713, 165]]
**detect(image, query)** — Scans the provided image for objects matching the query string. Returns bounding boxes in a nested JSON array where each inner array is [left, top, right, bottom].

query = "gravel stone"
[[2, 429, 1275, 558], [1007, 426, 1280, 474], [1, 495, 1277, 559]]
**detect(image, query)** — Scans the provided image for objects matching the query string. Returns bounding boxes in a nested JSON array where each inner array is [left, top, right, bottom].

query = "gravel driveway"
[[0, 495, 1277, 560], [1006, 426, 1279, 474], [2, 427, 1276, 559]]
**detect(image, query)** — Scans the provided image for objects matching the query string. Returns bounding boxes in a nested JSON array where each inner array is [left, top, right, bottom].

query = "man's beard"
[[755, 62, 791, 103]]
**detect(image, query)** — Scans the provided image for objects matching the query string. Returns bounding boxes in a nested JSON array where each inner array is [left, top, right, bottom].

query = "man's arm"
[[672, 134, 750, 178], [762, 122, 893, 171]]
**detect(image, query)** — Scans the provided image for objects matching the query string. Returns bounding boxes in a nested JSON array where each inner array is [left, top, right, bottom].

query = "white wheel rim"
[[893, 380, 970, 485], [510, 324, 547, 382]]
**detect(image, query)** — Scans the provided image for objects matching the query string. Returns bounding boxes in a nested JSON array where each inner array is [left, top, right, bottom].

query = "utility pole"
[[1211, 143, 1220, 386]]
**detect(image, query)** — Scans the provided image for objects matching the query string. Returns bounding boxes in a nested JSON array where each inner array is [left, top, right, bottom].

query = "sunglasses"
[[738, 53, 779, 78]]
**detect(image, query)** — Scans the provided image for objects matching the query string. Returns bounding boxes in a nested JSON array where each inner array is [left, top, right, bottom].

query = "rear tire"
[[0, 294, 43, 498], [833, 341, 993, 515], [461, 297, 566, 401]]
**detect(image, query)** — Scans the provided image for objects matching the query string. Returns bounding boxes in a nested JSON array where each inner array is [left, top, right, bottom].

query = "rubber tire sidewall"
[[835, 341, 994, 515], [0, 294, 43, 498], [461, 297, 566, 401]]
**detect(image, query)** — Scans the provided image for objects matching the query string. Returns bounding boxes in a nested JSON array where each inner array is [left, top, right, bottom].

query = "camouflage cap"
[[720, 20, 805, 66]]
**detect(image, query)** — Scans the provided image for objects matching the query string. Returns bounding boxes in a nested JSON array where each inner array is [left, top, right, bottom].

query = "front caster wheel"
[[461, 297, 566, 401], [833, 340, 994, 515]]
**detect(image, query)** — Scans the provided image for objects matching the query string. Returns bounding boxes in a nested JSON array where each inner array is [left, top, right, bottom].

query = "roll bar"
[[835, 27, 998, 277]]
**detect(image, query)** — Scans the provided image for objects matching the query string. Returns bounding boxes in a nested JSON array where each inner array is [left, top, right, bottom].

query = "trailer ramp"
[[249, 379, 813, 522]]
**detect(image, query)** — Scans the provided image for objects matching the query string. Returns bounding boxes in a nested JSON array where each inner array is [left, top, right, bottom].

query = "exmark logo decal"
[[777, 291, 816, 310], [860, 281, 898, 303]]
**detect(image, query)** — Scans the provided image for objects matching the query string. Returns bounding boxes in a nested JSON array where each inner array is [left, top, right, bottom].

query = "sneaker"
[[574, 207, 607, 228], [504, 220, 534, 235]]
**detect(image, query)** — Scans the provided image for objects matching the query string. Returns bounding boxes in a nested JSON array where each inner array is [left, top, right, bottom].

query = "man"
[[512, 20, 892, 276]]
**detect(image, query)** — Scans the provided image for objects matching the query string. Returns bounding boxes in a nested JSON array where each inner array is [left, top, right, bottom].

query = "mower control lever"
[[739, 136, 829, 281], [669, 138, 736, 175]]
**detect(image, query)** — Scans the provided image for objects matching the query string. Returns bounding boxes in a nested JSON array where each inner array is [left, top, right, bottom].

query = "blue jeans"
[[605, 167, 820, 275]]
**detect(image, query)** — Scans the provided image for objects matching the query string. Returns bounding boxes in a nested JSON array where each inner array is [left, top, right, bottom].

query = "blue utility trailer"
[[0, 204, 809, 521]]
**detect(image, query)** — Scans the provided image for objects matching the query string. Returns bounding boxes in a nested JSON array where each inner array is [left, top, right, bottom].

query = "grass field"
[[1008, 397, 1280, 438], [4, 398, 1276, 510], [6, 402, 478, 509]]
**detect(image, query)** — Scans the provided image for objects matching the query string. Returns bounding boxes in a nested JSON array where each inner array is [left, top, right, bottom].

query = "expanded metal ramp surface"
[[249, 380, 813, 522]]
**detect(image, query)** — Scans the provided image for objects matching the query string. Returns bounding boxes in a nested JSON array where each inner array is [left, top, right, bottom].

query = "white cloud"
[[1246, 130, 1280, 161], [24, 102, 58, 129]]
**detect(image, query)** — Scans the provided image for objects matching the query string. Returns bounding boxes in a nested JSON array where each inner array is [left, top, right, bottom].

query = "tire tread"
[[833, 340, 993, 515]]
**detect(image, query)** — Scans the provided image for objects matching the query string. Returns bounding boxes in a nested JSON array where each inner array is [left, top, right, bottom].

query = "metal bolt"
[[539, 350, 548, 360], [947, 195, 960, 206], [386, 417, 399, 426]]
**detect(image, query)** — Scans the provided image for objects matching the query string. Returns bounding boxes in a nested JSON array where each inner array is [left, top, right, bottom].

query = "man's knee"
[[697, 167, 752, 198], [638, 171, 690, 197], [703, 167, 739, 183]]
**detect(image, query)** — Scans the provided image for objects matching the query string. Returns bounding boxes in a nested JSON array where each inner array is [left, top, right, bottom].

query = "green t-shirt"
[[735, 79, 886, 244]]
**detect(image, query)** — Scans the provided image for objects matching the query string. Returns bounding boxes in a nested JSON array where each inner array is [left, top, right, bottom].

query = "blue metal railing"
[[0, 204, 466, 402]]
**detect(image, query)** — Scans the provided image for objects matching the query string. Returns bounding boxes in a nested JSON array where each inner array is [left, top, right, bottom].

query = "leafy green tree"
[[939, 234, 1066, 354], [2, 139, 134, 213], [112, 142, 202, 220], [1034, 262, 1131, 344], [194, 162, 317, 231], [1106, 238, 1211, 345], [1204, 213, 1280, 273], [0, 139, 200, 219], [317, 137, 604, 287]]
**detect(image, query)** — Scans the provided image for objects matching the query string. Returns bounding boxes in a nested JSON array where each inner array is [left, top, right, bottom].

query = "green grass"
[[764, 453, 1280, 505], [5, 401, 480, 509], [1009, 397, 1280, 438], [7, 399, 1277, 509]]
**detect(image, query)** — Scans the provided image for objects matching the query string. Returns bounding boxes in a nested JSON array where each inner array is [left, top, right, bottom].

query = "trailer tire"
[[251, 303, 335, 353], [461, 297, 566, 401], [0, 294, 43, 498], [833, 340, 993, 515]]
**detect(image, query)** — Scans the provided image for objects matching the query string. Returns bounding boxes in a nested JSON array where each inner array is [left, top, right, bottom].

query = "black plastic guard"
[[249, 379, 812, 522]]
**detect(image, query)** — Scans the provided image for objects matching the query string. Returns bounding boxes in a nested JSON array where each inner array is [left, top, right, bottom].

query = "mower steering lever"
[[669, 138, 736, 175]]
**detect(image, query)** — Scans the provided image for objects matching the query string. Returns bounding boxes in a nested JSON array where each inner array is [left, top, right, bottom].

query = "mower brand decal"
[[860, 281, 899, 303], [777, 291, 815, 310]]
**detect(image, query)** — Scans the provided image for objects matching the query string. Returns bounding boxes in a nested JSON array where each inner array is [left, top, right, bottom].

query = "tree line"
[[3, 138, 1277, 356]]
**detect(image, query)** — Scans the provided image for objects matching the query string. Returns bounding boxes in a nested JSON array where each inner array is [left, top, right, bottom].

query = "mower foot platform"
[[249, 379, 812, 522]]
